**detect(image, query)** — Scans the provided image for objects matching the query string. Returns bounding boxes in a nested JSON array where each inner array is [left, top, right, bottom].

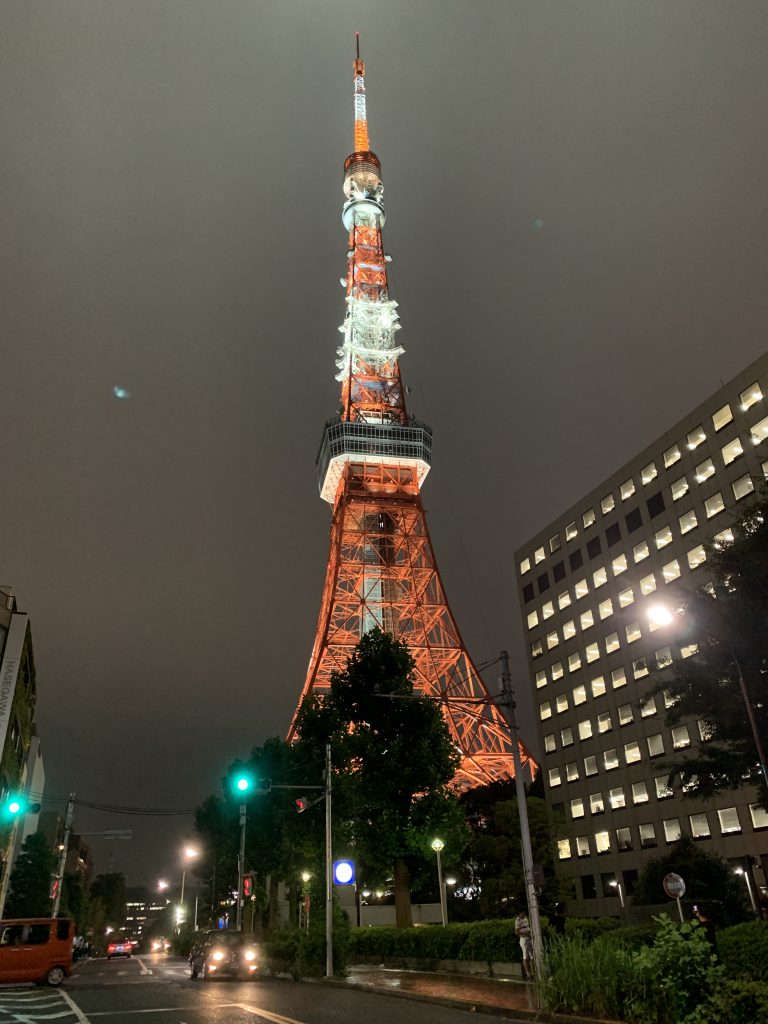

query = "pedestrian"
[[514, 906, 534, 980], [551, 902, 566, 938], [692, 904, 717, 951]]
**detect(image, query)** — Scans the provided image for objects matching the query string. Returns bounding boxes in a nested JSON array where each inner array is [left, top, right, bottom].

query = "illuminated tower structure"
[[291, 40, 534, 785]]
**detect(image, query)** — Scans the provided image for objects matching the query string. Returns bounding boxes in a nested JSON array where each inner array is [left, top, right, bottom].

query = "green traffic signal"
[[228, 771, 271, 797], [2, 795, 41, 820]]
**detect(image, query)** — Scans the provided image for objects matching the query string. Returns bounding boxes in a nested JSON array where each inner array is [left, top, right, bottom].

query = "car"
[[106, 940, 132, 960], [189, 931, 259, 981]]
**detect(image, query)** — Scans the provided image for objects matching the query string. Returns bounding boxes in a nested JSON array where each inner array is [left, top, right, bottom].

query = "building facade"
[[515, 352, 768, 917]]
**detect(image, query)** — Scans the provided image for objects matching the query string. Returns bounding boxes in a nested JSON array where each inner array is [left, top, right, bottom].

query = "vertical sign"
[[0, 614, 28, 756]]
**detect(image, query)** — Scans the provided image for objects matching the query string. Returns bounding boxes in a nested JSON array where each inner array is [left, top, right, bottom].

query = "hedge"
[[718, 921, 768, 983]]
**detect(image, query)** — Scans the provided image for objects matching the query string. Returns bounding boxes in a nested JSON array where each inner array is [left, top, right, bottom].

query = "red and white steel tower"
[[290, 39, 534, 786]]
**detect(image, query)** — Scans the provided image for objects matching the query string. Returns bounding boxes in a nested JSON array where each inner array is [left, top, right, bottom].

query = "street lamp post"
[[431, 838, 447, 927], [179, 847, 199, 931], [609, 879, 625, 910], [734, 866, 758, 914]]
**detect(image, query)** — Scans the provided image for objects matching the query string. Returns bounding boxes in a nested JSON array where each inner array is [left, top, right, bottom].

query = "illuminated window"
[[713, 527, 734, 548], [639, 573, 657, 595], [763, 459, 768, 477], [655, 775, 673, 799], [695, 460, 715, 486], [616, 827, 633, 851], [558, 590, 572, 610], [751, 416, 768, 444], [572, 684, 587, 705], [614, 592, 632, 615], [655, 646, 672, 669], [639, 823, 657, 848], [605, 632, 620, 654], [671, 725, 691, 749], [591, 675, 607, 697], [571, 798, 585, 819], [583, 507, 596, 528], [552, 661, 564, 679], [568, 653, 582, 672], [633, 657, 649, 679], [626, 742, 643, 766], [535, 670, 547, 689], [603, 748, 619, 770], [598, 597, 614, 620], [632, 781, 649, 804], [712, 403, 733, 431], [531, 640, 543, 658], [575, 578, 589, 599], [618, 703, 634, 726], [580, 610, 594, 631], [548, 767, 562, 787], [718, 807, 742, 834], [527, 610, 539, 630], [576, 836, 590, 857], [732, 473, 754, 501], [640, 695, 657, 717], [625, 622, 641, 644], [547, 631, 559, 650], [578, 719, 593, 741], [612, 554, 628, 576], [542, 602, 556, 622], [585, 757, 599, 778], [549, 534, 561, 553], [566, 761, 579, 782], [670, 476, 689, 501], [663, 444, 681, 468], [520, 558, 531, 575], [611, 668, 627, 689], [556, 694, 569, 714], [557, 838, 572, 860], [595, 831, 611, 854], [663, 689, 678, 708], [655, 525, 673, 549], [563, 620, 576, 640], [589, 791, 604, 813], [597, 712, 612, 734], [561, 726, 574, 747], [749, 804, 768, 830], [592, 567, 608, 588], [647, 734, 664, 758], [534, 546, 545, 564], [641, 462, 657, 485], [703, 492, 725, 519], [585, 642, 600, 663], [620, 478, 636, 500], [722, 437, 744, 464], [601, 494, 615, 514], [566, 521, 578, 540], [662, 559, 681, 582], [696, 719, 713, 742], [609, 787, 626, 810], [739, 381, 762, 410], [540, 701, 552, 720], [690, 813, 711, 838], [687, 425, 706, 450], [544, 733, 556, 753], [663, 818, 682, 843], [687, 545, 706, 569]]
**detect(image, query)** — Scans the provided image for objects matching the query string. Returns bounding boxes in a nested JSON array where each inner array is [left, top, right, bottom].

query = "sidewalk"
[[324, 964, 615, 1024]]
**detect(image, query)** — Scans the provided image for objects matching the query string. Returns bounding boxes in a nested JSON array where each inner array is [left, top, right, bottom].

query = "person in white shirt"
[[514, 907, 534, 980]]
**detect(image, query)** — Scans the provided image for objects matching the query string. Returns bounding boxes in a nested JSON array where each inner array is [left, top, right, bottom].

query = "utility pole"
[[50, 794, 75, 918], [498, 652, 543, 976], [325, 742, 333, 979], [236, 802, 247, 931]]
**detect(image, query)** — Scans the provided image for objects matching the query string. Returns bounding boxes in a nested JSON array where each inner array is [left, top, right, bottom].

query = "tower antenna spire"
[[353, 34, 368, 152]]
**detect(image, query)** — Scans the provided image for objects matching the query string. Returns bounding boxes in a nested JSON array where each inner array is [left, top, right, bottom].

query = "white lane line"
[[134, 957, 152, 976], [235, 1006, 305, 1024], [87, 1007, 243, 1017], [60, 987, 91, 1024]]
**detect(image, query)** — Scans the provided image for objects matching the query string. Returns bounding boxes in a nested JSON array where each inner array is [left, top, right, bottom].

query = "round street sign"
[[663, 872, 686, 899]]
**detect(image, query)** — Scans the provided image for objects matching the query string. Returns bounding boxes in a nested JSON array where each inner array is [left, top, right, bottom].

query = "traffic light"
[[243, 876, 252, 898], [295, 796, 309, 814], [2, 795, 41, 821], [229, 773, 271, 797]]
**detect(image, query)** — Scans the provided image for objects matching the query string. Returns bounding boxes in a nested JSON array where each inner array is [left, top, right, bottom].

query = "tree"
[[5, 833, 56, 917], [632, 836, 748, 926], [294, 627, 463, 927], [658, 495, 768, 808], [89, 873, 127, 930], [59, 873, 88, 931]]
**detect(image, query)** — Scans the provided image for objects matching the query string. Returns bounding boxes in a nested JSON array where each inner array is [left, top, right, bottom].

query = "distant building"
[[124, 887, 170, 942], [515, 352, 768, 918]]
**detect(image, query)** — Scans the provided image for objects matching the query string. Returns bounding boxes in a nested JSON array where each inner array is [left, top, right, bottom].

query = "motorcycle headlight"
[[212, 950, 225, 961], [243, 949, 256, 961]]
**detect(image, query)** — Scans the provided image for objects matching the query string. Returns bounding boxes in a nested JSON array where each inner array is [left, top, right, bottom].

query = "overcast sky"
[[1, 1, 767, 886]]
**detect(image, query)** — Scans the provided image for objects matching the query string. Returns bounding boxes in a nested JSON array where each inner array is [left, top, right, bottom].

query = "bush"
[[263, 933, 300, 977], [718, 920, 768, 983], [539, 933, 637, 1019], [686, 979, 768, 1024], [349, 920, 522, 966]]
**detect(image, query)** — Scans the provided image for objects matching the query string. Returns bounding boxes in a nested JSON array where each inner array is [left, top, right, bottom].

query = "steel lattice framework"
[[290, 38, 535, 787]]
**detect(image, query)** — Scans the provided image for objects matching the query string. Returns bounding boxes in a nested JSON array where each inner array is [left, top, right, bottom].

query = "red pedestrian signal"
[[243, 876, 252, 898], [295, 796, 309, 813]]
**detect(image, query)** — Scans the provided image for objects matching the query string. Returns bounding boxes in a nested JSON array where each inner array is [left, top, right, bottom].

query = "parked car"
[[189, 930, 259, 981], [106, 939, 132, 960], [0, 918, 74, 986]]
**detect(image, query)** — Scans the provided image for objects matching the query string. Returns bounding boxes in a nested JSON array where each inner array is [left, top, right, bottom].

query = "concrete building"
[[515, 352, 768, 918]]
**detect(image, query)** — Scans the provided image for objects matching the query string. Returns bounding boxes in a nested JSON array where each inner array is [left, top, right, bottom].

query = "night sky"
[[2, 2, 767, 886]]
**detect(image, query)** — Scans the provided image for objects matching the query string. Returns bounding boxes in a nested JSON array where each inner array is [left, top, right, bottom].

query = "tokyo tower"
[[290, 39, 534, 786]]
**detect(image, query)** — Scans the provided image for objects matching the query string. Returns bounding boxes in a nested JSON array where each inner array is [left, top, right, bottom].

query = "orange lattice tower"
[[290, 38, 534, 786]]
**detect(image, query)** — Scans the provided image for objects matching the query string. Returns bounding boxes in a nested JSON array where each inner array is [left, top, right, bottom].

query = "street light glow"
[[301, 871, 311, 883], [157, 879, 169, 891], [430, 837, 445, 853], [183, 846, 199, 860], [647, 604, 674, 626]]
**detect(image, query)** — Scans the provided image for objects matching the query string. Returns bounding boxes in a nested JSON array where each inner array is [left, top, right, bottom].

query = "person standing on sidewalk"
[[515, 907, 534, 980]]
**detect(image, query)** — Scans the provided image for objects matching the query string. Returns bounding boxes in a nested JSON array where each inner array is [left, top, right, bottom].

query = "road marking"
[[87, 1007, 244, 1017], [60, 988, 91, 1024], [134, 958, 152, 976], [235, 1006, 305, 1024]]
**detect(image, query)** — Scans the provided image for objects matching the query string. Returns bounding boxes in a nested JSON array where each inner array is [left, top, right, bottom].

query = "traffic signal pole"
[[51, 794, 75, 918], [236, 802, 247, 931]]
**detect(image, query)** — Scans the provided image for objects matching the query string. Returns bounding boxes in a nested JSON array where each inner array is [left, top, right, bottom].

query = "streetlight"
[[431, 838, 447, 927], [734, 866, 758, 914], [609, 879, 625, 909], [157, 879, 169, 893], [179, 847, 199, 930]]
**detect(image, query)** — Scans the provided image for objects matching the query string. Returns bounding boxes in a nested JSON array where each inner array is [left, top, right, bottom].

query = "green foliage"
[[5, 833, 57, 918], [685, 979, 768, 1024], [171, 923, 197, 957], [632, 837, 748, 925], [349, 919, 523, 965], [718, 921, 768, 982], [294, 878, 350, 977], [59, 873, 88, 932], [89, 873, 127, 929], [539, 933, 637, 1019], [629, 916, 719, 1023]]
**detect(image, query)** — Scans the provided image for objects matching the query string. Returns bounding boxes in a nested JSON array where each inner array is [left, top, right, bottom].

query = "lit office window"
[[722, 437, 744, 464], [552, 661, 564, 679], [603, 748, 619, 770], [556, 694, 569, 714], [590, 791, 604, 813], [609, 787, 626, 810], [527, 610, 539, 630], [698, 719, 714, 741], [568, 653, 582, 672], [584, 757, 599, 778], [601, 494, 615, 514], [578, 719, 593, 741], [670, 476, 689, 502], [541, 601, 555, 620], [663, 444, 681, 468], [558, 590, 572, 610], [571, 798, 585, 819], [611, 668, 627, 689], [573, 684, 587, 705], [633, 541, 650, 563], [605, 632, 620, 654], [694, 457, 715, 483], [632, 781, 649, 804], [566, 762, 579, 782], [581, 610, 595, 630], [712, 403, 733, 431], [520, 558, 531, 575], [591, 675, 607, 697], [563, 620, 576, 640], [557, 839, 572, 860], [618, 704, 634, 726], [655, 525, 673, 549], [687, 545, 706, 569], [612, 554, 628, 576], [763, 460, 768, 478], [547, 631, 559, 650], [647, 734, 664, 758], [598, 597, 614, 620], [640, 696, 657, 717], [749, 804, 768, 829], [531, 640, 543, 658], [663, 818, 682, 843], [535, 670, 547, 689], [680, 642, 698, 659], [593, 567, 608, 588], [655, 776, 673, 799], [624, 741, 641, 764], [689, 813, 711, 839], [583, 507, 596, 528], [751, 416, 768, 444], [544, 733, 556, 753], [739, 381, 762, 410], [641, 462, 657, 485], [540, 701, 552, 720], [639, 823, 657, 848], [655, 646, 672, 670], [548, 767, 562, 787], [575, 578, 589, 599], [632, 658, 649, 679], [718, 807, 742, 834], [671, 725, 691, 749], [617, 589, 634, 610], [549, 534, 561, 553], [662, 560, 681, 582], [732, 473, 755, 501], [713, 527, 734, 547], [708, 489, 724, 516], [595, 831, 611, 854], [597, 712, 612, 734], [679, 508, 698, 534], [585, 642, 600, 663], [625, 622, 641, 643], [663, 689, 679, 709], [620, 478, 636, 500], [686, 425, 706, 450], [534, 546, 545, 564], [576, 836, 590, 857], [566, 521, 578, 540], [616, 827, 633, 852], [561, 726, 574, 747], [639, 573, 657, 595]]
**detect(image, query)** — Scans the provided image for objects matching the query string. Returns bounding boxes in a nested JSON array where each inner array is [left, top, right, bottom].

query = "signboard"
[[0, 614, 28, 757], [333, 860, 355, 885], [663, 872, 686, 899]]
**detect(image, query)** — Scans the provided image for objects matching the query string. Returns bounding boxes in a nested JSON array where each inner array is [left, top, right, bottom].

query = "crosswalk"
[[0, 989, 85, 1022]]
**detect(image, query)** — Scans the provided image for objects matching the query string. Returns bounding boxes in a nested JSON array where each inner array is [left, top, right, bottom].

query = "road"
[[0, 954, 516, 1024]]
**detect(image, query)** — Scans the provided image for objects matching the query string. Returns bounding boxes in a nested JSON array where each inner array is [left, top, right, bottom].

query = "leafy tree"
[[633, 837, 748, 925], [658, 495, 768, 808], [5, 832, 56, 917], [89, 873, 127, 930], [294, 627, 463, 927], [59, 872, 88, 931]]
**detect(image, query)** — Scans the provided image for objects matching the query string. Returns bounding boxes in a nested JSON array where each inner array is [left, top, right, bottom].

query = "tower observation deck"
[[290, 38, 535, 787]]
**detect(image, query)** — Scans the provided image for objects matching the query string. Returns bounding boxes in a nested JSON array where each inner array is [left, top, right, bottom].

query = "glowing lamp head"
[[647, 604, 674, 627], [301, 871, 311, 883], [431, 838, 445, 853], [7, 800, 21, 815]]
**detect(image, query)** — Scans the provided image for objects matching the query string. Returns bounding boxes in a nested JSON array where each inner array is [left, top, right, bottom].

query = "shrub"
[[539, 933, 637, 1019], [718, 920, 768, 983], [263, 933, 300, 977], [684, 979, 768, 1024]]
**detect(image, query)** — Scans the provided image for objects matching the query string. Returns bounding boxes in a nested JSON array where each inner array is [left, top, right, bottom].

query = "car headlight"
[[212, 950, 225, 961], [243, 949, 256, 961]]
